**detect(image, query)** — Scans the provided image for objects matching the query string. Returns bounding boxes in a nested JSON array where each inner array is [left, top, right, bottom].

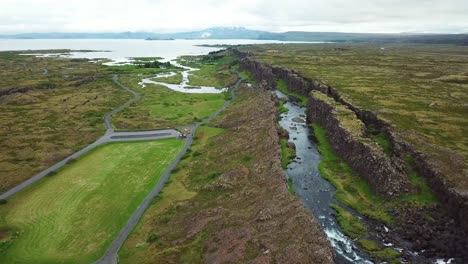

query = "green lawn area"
[[113, 76, 227, 130], [0, 139, 184, 264]]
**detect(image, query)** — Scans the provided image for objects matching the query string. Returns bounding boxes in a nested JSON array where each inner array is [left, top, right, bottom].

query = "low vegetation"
[[113, 76, 226, 130], [152, 72, 183, 84], [0, 51, 130, 192], [0, 139, 184, 263], [312, 124, 392, 223], [280, 138, 295, 169], [178, 53, 237, 87]]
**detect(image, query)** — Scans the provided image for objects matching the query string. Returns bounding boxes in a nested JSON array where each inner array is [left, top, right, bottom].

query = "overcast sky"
[[0, 0, 467, 34]]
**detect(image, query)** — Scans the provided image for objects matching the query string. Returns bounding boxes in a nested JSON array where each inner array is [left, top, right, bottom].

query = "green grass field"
[[0, 139, 184, 264], [113, 76, 227, 130]]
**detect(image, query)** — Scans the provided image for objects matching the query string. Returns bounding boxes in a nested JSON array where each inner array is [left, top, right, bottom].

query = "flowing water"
[[275, 90, 373, 264], [139, 61, 227, 94]]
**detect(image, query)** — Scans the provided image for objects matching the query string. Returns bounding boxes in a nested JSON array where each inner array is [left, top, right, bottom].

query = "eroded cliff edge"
[[232, 48, 468, 233]]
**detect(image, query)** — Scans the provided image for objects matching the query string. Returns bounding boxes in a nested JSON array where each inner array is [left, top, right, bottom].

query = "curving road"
[[0, 76, 180, 200], [95, 76, 243, 264]]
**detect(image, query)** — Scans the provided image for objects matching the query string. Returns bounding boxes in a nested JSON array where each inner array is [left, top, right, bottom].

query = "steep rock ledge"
[[307, 90, 409, 197], [233, 48, 468, 231]]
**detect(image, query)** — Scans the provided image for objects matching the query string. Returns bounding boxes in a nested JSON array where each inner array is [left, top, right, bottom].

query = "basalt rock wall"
[[234, 49, 468, 230], [307, 91, 409, 197]]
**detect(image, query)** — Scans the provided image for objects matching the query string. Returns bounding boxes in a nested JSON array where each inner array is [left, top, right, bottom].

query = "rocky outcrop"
[[233, 49, 468, 230], [0, 87, 33, 98], [307, 90, 409, 197]]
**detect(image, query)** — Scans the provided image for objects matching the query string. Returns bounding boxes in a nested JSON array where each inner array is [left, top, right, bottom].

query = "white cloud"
[[0, 0, 466, 33]]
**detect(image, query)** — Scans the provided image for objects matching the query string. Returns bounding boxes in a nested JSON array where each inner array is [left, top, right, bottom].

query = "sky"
[[0, 0, 467, 34]]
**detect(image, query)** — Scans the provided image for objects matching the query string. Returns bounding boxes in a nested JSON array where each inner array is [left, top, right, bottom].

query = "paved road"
[[0, 77, 179, 200], [105, 75, 141, 133], [95, 76, 243, 264]]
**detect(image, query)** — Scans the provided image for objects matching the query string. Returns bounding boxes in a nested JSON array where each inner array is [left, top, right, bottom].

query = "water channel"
[[275, 90, 372, 264]]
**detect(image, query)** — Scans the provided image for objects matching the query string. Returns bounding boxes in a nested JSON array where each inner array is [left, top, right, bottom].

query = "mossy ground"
[[312, 124, 392, 224], [280, 138, 295, 169]]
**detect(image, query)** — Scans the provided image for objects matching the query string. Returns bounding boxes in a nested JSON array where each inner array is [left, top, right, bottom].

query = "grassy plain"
[[179, 54, 238, 87], [240, 44, 468, 190], [113, 75, 227, 130], [0, 139, 184, 264], [0, 51, 130, 192]]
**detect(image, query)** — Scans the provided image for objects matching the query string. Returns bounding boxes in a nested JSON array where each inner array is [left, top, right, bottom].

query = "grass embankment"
[[280, 138, 295, 169], [312, 124, 392, 223], [0, 139, 184, 263], [241, 44, 468, 191], [178, 54, 237, 87], [113, 76, 226, 130], [0, 51, 131, 192]]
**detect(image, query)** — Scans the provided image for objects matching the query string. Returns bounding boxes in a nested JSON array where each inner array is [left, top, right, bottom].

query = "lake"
[[0, 39, 318, 62]]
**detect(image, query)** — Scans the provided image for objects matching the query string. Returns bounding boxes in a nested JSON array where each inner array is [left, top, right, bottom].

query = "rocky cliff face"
[[234, 48, 468, 230], [307, 90, 409, 197]]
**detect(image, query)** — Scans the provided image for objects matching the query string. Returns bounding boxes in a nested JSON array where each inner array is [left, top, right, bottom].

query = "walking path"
[[95, 76, 243, 264], [0, 76, 180, 200]]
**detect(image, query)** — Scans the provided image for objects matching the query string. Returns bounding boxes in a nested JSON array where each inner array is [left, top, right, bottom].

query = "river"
[[275, 90, 373, 264]]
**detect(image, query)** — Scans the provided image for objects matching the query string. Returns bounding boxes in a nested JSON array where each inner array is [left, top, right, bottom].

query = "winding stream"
[[275, 90, 373, 264], [139, 60, 227, 94]]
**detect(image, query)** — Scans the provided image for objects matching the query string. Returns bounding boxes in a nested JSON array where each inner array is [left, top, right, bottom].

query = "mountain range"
[[1, 27, 467, 45]]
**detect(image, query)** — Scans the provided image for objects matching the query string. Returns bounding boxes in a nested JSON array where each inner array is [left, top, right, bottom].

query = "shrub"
[[146, 232, 160, 243]]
